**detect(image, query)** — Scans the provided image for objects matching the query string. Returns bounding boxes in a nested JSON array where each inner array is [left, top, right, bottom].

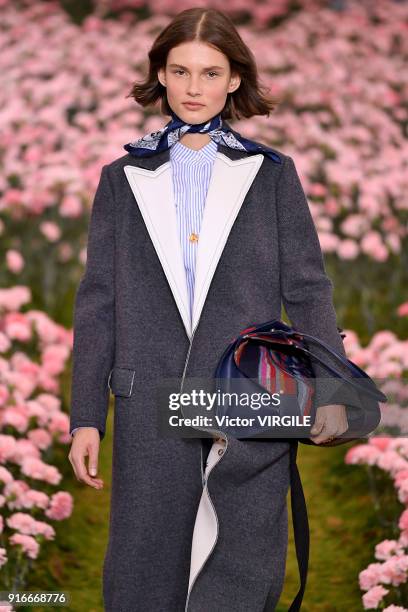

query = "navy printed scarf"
[[123, 110, 282, 163]]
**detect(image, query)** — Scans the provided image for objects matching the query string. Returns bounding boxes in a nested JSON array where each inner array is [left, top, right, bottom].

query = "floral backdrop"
[[0, 0, 407, 610]]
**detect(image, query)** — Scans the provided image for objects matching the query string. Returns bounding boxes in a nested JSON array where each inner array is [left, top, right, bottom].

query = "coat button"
[[218, 449, 224, 456]]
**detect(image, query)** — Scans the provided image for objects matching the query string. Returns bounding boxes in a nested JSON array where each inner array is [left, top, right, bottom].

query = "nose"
[[186, 75, 202, 97]]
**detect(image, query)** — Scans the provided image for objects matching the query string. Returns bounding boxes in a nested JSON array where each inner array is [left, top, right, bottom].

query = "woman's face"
[[157, 41, 241, 123]]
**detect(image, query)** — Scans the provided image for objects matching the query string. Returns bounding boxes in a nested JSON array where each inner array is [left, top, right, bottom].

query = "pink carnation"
[[6, 250, 24, 274], [399, 509, 408, 531], [380, 555, 408, 586], [31, 520, 55, 540], [27, 428, 52, 450], [0, 547, 7, 568], [369, 437, 392, 452], [45, 491, 73, 521], [377, 451, 408, 476], [9, 533, 39, 559], [359, 562, 383, 591], [375, 540, 404, 561], [3, 312, 31, 341], [0, 287, 31, 312], [6, 512, 36, 534], [345, 444, 380, 466], [362, 585, 389, 609], [0, 434, 17, 463], [0, 466, 14, 484], [19, 489, 49, 511], [20, 457, 62, 485]]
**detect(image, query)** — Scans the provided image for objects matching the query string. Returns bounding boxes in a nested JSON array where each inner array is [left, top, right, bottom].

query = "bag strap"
[[243, 332, 386, 403], [263, 441, 309, 612]]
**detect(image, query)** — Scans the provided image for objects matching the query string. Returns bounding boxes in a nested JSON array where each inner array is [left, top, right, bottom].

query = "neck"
[[179, 132, 211, 150]]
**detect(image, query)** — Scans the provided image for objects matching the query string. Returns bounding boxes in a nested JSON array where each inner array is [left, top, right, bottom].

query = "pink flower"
[[399, 509, 408, 532], [9, 533, 39, 559], [369, 437, 392, 452], [359, 562, 383, 590], [3, 480, 30, 503], [21, 457, 62, 484], [389, 439, 408, 457], [19, 489, 49, 511], [27, 312, 70, 346], [397, 302, 408, 318], [0, 287, 31, 312], [27, 428, 52, 450], [0, 466, 14, 484], [6, 250, 24, 274], [35, 393, 61, 412], [60, 194, 82, 217], [48, 412, 69, 436], [0, 547, 7, 568], [1, 408, 29, 434], [338, 239, 359, 260], [3, 313, 31, 341], [318, 232, 339, 252], [0, 333, 11, 353], [6, 512, 36, 534], [45, 491, 73, 521], [375, 540, 404, 561], [361, 232, 388, 262], [362, 585, 389, 609], [0, 435, 18, 463], [380, 555, 408, 586], [20, 457, 62, 485], [383, 606, 408, 611], [340, 214, 368, 238], [345, 444, 380, 466], [39, 221, 61, 242], [394, 470, 408, 504], [41, 344, 70, 375], [377, 451, 408, 476], [25, 399, 47, 425], [398, 531, 408, 547], [31, 520, 55, 540], [6, 513, 55, 540]]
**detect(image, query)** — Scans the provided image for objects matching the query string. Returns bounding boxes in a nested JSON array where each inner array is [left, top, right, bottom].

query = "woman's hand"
[[68, 428, 104, 489], [309, 404, 349, 444]]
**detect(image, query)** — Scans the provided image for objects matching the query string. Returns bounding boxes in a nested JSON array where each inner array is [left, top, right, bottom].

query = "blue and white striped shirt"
[[71, 138, 218, 437], [169, 138, 218, 319]]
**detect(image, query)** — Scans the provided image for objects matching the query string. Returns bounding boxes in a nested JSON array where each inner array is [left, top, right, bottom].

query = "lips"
[[183, 102, 204, 108]]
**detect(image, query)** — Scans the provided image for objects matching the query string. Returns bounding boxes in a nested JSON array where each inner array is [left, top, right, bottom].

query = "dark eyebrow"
[[168, 63, 225, 71]]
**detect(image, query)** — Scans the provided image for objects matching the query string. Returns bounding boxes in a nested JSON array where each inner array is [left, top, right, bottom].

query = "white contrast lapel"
[[123, 160, 191, 339], [123, 147, 264, 340], [191, 152, 264, 335]]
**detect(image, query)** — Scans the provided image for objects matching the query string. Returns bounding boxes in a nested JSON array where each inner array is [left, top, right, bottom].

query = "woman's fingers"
[[68, 430, 104, 489], [309, 404, 348, 444]]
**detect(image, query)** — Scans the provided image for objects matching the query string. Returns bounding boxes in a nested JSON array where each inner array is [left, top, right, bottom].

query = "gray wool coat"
[[69, 123, 352, 612]]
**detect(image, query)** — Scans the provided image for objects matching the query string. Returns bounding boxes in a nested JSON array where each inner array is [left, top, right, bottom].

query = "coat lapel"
[[123, 139, 265, 341]]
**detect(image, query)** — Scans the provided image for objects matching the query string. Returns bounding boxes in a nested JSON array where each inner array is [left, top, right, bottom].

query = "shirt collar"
[[170, 138, 218, 165]]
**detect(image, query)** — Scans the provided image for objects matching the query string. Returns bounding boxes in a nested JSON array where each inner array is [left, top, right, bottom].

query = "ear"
[[228, 72, 241, 94], [157, 67, 166, 88]]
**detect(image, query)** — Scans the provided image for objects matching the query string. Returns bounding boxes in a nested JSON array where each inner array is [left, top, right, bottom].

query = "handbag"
[[214, 318, 387, 612]]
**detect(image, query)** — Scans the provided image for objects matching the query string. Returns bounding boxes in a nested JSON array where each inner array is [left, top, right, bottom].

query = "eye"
[[174, 69, 185, 75], [208, 72, 219, 78]]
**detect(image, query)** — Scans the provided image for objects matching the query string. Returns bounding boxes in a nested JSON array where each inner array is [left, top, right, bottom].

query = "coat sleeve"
[[69, 165, 115, 440], [275, 154, 362, 410]]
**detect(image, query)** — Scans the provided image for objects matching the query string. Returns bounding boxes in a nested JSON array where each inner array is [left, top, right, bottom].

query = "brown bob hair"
[[126, 7, 281, 120]]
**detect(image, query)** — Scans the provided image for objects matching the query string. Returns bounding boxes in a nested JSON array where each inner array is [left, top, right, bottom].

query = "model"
[[68, 7, 349, 611]]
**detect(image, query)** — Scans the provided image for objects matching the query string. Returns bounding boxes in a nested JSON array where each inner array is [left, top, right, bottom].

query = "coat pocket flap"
[[108, 367, 136, 397]]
